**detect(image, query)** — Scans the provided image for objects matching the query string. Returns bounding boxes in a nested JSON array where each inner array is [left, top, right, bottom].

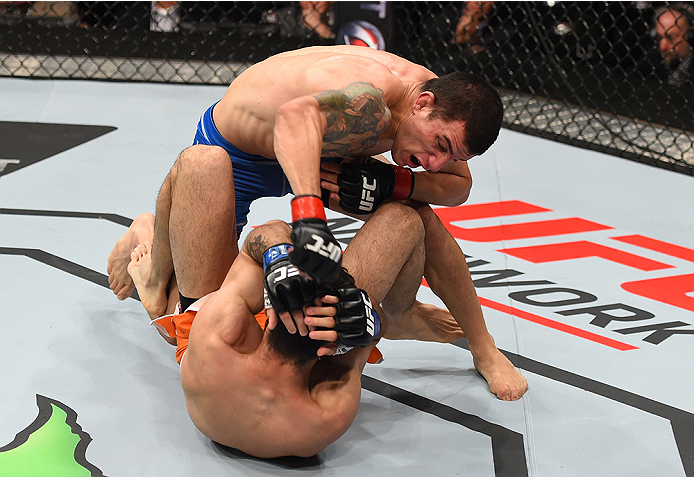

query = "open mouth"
[[410, 155, 421, 167]]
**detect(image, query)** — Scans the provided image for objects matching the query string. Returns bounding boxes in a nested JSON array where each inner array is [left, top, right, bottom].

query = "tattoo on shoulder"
[[314, 82, 391, 157]]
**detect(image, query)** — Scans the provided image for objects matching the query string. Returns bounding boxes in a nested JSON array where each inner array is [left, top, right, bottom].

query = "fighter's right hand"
[[336, 158, 414, 214], [263, 244, 318, 335], [289, 195, 342, 282], [305, 288, 381, 356]]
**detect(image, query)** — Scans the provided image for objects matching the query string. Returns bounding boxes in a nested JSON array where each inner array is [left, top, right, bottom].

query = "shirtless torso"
[[213, 45, 435, 160], [209, 45, 473, 198], [107, 47, 527, 422], [179, 243, 382, 458]]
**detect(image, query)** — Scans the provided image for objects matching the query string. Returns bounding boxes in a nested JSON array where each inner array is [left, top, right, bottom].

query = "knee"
[[172, 145, 231, 180], [379, 202, 425, 243]]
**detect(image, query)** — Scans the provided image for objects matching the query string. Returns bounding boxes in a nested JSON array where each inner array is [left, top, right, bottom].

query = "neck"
[[384, 82, 423, 140], [258, 333, 318, 379]]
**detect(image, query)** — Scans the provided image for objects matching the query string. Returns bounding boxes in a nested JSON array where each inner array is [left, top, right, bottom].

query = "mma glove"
[[289, 195, 342, 282], [337, 158, 415, 215], [263, 244, 318, 315], [329, 287, 381, 348]]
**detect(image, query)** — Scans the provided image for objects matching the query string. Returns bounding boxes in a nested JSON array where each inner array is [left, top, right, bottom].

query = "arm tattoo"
[[244, 233, 268, 264], [243, 221, 292, 264], [314, 82, 391, 157]]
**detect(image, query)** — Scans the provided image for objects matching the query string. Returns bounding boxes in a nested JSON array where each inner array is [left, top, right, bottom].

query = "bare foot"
[[107, 213, 154, 300], [385, 301, 465, 343], [127, 241, 169, 320], [472, 346, 528, 401]]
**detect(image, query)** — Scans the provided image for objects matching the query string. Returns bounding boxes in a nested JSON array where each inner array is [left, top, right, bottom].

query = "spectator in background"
[[261, 1, 334, 40], [653, 3, 693, 87], [452, 1, 496, 54], [0, 1, 79, 22], [76, 1, 179, 31], [150, 1, 179, 32], [0, 1, 31, 15], [300, 1, 334, 39]]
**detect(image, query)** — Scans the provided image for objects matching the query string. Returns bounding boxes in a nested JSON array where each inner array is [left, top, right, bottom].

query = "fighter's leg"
[[107, 212, 155, 300], [342, 202, 424, 305], [131, 145, 237, 317], [118, 156, 177, 317], [383, 301, 464, 343], [415, 202, 527, 401], [168, 145, 238, 300], [127, 241, 176, 320], [342, 203, 463, 342]]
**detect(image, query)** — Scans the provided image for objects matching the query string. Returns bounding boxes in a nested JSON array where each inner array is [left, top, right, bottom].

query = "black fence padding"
[[1, 1, 692, 175]]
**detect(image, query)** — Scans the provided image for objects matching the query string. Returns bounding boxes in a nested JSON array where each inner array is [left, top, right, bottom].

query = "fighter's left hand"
[[320, 162, 342, 206], [263, 286, 312, 337], [304, 294, 340, 342]]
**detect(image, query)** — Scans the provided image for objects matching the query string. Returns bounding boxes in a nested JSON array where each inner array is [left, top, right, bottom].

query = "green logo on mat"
[[0, 395, 104, 476]]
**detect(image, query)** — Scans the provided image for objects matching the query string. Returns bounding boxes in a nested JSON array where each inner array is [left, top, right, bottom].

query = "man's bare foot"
[[128, 241, 169, 320], [472, 345, 528, 401], [385, 301, 465, 343], [107, 213, 155, 300]]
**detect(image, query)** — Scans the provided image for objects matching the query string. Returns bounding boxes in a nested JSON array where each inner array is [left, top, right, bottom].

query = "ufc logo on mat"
[[359, 177, 377, 212]]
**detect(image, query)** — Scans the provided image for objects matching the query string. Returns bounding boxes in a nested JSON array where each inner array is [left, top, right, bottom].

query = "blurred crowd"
[[0, 1, 691, 88]]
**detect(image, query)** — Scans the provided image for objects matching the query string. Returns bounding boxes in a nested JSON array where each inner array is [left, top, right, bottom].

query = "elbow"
[[440, 181, 471, 207], [442, 191, 470, 207]]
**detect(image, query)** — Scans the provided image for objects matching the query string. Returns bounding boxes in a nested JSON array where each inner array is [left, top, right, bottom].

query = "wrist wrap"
[[291, 195, 327, 222], [391, 166, 415, 200], [262, 244, 293, 273]]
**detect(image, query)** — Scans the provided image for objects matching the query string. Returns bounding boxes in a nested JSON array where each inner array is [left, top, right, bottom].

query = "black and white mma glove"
[[337, 158, 415, 215], [329, 287, 381, 355], [289, 195, 342, 282], [263, 244, 318, 315]]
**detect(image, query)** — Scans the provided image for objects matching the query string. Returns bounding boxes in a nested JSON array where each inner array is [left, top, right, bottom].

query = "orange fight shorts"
[[151, 300, 383, 365]]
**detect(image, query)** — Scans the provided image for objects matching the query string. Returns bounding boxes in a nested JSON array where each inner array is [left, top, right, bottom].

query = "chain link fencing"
[[1, 1, 692, 175]]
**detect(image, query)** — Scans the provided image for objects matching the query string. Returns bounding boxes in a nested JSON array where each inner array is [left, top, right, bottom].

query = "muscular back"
[[212, 46, 436, 159], [179, 252, 364, 458]]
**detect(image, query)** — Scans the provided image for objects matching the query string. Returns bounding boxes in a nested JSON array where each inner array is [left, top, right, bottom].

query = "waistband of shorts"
[[198, 103, 276, 164]]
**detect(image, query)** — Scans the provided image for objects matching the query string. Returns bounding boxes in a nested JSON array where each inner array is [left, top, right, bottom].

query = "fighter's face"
[[391, 109, 473, 172], [655, 11, 692, 65]]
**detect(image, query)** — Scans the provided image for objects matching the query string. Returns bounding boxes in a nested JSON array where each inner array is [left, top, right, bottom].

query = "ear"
[[413, 91, 436, 113], [317, 343, 337, 357]]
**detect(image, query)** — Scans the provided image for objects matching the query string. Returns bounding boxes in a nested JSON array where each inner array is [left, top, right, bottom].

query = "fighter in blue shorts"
[[193, 103, 290, 236], [107, 45, 527, 401]]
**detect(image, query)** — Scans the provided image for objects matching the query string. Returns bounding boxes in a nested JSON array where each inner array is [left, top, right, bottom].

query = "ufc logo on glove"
[[361, 290, 376, 336], [359, 177, 377, 212], [271, 264, 300, 283], [306, 234, 341, 263]]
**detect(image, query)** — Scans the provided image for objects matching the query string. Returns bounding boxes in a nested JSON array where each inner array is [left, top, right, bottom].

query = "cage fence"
[[1, 1, 692, 175]]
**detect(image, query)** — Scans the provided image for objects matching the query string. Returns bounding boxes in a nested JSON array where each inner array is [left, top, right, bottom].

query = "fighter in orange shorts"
[[120, 202, 464, 458], [151, 298, 384, 366]]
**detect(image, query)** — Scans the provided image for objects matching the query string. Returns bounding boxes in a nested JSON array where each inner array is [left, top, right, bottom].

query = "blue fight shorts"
[[193, 103, 291, 235]]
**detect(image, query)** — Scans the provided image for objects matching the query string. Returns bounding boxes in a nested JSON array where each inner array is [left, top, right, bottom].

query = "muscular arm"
[[208, 220, 293, 317], [273, 82, 391, 197], [321, 155, 472, 212], [240, 220, 292, 266], [410, 160, 473, 206]]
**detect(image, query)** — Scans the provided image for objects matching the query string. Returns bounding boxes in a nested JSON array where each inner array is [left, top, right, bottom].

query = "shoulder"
[[190, 254, 265, 352], [305, 54, 406, 101]]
